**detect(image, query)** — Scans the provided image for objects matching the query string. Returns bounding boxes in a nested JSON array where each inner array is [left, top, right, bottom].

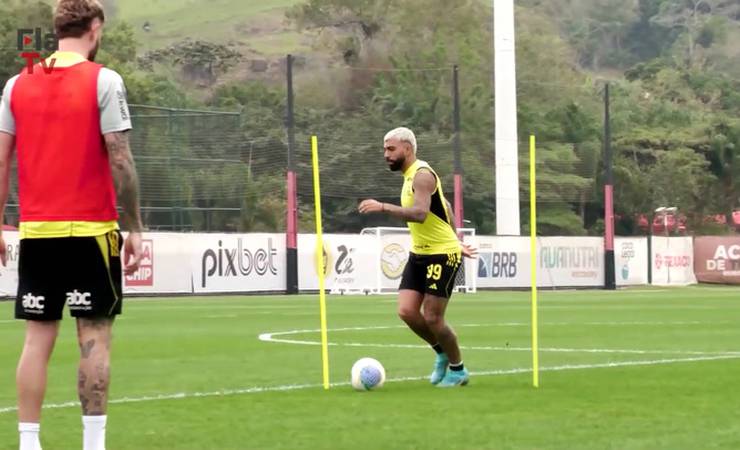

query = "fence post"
[[604, 83, 616, 290], [286, 54, 299, 294], [167, 109, 179, 231], [452, 65, 464, 231]]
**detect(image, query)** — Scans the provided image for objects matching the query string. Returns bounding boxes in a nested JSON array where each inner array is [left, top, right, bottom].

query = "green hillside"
[[116, 0, 304, 52]]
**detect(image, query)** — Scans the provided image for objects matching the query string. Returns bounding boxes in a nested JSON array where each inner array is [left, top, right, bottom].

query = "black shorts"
[[399, 251, 462, 299], [15, 230, 123, 321]]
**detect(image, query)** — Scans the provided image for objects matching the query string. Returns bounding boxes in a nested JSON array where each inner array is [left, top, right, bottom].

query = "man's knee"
[[76, 318, 114, 361], [423, 310, 445, 330], [25, 321, 60, 344], [398, 306, 421, 324]]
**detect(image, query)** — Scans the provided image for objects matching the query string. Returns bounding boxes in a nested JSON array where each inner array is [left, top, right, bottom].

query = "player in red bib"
[[0, 1, 143, 449]]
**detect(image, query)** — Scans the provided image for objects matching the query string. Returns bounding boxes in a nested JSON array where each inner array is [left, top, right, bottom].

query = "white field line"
[[259, 321, 732, 335], [1, 354, 738, 415], [258, 335, 740, 357], [126, 304, 306, 310], [257, 324, 740, 356]]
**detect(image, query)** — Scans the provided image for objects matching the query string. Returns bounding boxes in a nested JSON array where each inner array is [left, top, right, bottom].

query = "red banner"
[[694, 236, 740, 284]]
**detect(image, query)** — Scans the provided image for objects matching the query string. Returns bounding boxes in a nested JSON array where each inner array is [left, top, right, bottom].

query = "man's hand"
[[358, 199, 384, 214], [123, 231, 143, 275], [461, 243, 478, 259], [0, 232, 6, 266]]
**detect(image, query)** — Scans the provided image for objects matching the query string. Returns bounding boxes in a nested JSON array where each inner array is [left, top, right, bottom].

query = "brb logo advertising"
[[17, 28, 59, 74], [126, 240, 154, 287], [478, 252, 518, 279], [201, 238, 278, 288]]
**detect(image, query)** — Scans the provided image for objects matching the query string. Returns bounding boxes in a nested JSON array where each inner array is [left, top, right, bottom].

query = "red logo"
[[16, 28, 59, 75], [125, 240, 153, 286], [19, 52, 56, 75], [654, 253, 690, 270]]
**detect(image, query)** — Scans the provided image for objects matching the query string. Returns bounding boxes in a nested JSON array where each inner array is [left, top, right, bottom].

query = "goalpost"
[[345, 226, 478, 295]]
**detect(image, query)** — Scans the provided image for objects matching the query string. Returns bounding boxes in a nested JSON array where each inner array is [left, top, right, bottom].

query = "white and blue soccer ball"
[[351, 357, 386, 391]]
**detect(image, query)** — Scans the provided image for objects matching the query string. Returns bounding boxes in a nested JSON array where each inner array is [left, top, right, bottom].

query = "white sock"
[[18, 422, 42, 450], [82, 415, 107, 450]]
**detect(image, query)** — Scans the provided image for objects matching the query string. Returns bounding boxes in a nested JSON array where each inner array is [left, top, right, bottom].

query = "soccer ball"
[[351, 357, 386, 391]]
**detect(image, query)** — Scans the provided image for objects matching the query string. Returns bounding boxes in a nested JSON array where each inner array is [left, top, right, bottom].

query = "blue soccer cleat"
[[437, 367, 469, 387], [430, 353, 449, 385]]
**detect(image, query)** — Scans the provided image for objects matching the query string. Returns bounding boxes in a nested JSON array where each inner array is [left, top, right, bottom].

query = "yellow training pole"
[[529, 135, 540, 388], [311, 135, 331, 390]]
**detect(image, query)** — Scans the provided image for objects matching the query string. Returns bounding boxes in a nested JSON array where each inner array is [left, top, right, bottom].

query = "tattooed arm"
[[103, 131, 143, 274], [0, 132, 13, 266], [104, 131, 142, 232]]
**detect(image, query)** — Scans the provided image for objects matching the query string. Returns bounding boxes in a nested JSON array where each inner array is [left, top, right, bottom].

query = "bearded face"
[[88, 33, 101, 61], [384, 138, 411, 172]]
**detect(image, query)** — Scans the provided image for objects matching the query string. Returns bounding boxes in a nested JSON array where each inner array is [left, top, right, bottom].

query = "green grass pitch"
[[1, 286, 739, 449]]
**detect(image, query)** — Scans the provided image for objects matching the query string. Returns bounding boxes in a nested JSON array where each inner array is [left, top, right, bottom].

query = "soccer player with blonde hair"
[[359, 127, 477, 387]]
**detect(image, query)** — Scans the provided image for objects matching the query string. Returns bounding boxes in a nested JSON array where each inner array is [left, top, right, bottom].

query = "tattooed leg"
[[76, 318, 114, 416]]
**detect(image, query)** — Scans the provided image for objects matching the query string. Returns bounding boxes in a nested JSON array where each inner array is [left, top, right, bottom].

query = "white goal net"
[[344, 227, 477, 295]]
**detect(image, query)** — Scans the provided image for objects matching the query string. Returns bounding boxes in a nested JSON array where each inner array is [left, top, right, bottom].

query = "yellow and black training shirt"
[[401, 160, 461, 255]]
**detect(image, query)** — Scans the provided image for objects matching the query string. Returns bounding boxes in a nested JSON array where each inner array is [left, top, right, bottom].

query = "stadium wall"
[[476, 236, 651, 288], [0, 233, 709, 297]]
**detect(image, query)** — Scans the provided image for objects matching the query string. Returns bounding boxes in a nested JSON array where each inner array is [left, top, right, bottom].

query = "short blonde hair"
[[384, 127, 417, 154], [54, 0, 105, 39]]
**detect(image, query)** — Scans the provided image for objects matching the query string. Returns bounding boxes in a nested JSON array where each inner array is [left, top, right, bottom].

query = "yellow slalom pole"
[[529, 135, 540, 388], [311, 135, 331, 390]]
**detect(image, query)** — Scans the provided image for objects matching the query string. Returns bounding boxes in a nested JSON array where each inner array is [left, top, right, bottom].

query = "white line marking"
[[451, 321, 732, 327], [128, 304, 305, 311], [1, 354, 737, 415], [257, 325, 740, 356], [204, 314, 238, 319]]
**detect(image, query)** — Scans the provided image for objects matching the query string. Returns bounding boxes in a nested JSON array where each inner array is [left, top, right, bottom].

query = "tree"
[[650, 0, 722, 68], [138, 39, 242, 86], [707, 121, 740, 223], [650, 147, 718, 224], [287, 0, 395, 62]]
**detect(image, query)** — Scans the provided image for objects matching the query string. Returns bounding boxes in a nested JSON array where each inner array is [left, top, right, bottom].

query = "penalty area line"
[[0, 354, 738, 415]]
